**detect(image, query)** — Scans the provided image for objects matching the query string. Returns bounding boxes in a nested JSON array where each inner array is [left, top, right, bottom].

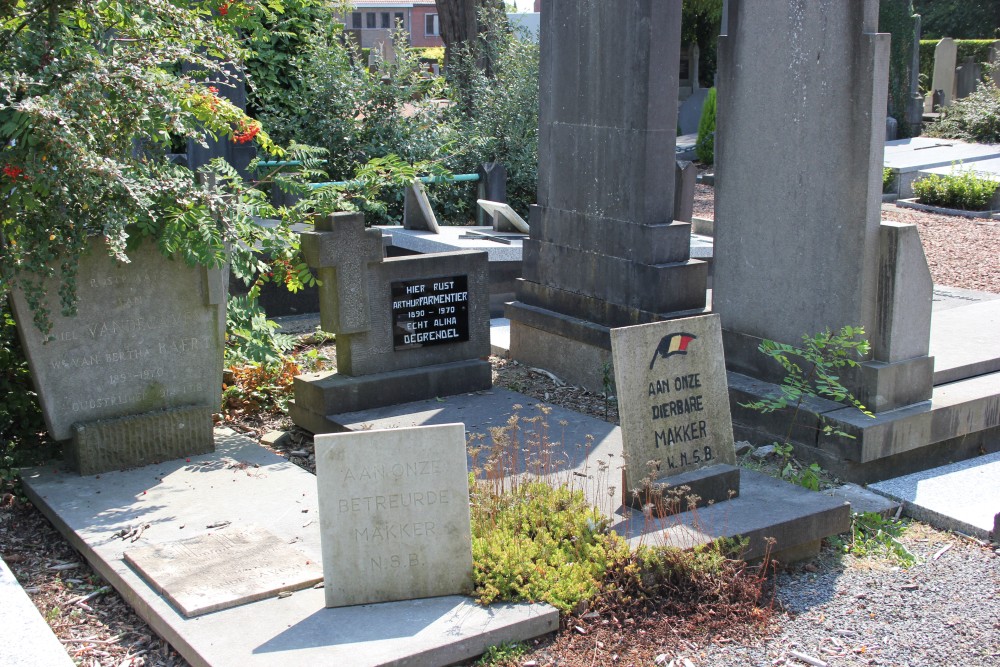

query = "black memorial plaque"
[[391, 275, 470, 350]]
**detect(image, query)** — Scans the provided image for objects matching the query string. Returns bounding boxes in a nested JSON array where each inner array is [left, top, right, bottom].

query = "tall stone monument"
[[714, 0, 950, 481], [506, 0, 707, 391]]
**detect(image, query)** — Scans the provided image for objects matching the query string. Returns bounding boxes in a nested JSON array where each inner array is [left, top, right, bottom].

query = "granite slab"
[[869, 451, 1000, 540]]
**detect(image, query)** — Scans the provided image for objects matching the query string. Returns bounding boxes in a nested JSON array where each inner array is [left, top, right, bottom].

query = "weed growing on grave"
[[740, 326, 874, 490], [911, 168, 999, 211], [474, 641, 529, 666], [221, 332, 332, 419], [829, 512, 916, 567], [773, 442, 823, 491], [467, 406, 776, 629]]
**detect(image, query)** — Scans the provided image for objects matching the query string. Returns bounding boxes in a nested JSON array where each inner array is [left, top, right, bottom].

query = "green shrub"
[[926, 78, 1000, 143], [883, 167, 895, 193], [470, 479, 628, 613], [695, 87, 717, 165], [911, 168, 999, 210], [0, 301, 52, 493]]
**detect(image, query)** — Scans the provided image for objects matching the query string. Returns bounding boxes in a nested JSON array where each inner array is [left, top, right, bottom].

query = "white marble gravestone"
[[315, 423, 474, 607]]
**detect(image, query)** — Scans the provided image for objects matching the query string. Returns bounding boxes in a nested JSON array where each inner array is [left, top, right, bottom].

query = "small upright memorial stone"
[[611, 314, 738, 510], [315, 423, 474, 607]]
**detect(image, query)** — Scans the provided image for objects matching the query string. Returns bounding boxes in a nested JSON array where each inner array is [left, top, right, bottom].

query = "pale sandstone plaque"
[[123, 526, 322, 617], [315, 423, 474, 607], [611, 314, 736, 495]]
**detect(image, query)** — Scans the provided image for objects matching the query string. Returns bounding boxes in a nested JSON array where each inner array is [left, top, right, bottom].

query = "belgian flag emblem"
[[649, 333, 697, 370]]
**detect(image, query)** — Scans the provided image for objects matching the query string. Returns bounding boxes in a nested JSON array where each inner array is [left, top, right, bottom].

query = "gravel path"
[[693, 181, 1000, 294], [695, 530, 1000, 667]]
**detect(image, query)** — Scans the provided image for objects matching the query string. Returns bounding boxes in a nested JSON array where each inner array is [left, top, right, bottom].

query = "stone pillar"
[[714, 0, 932, 412], [506, 0, 707, 391]]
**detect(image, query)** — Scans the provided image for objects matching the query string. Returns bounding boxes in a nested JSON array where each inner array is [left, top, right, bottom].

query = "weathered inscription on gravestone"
[[123, 526, 323, 618], [9, 238, 225, 444], [611, 314, 737, 504], [391, 275, 470, 349], [315, 424, 473, 607]]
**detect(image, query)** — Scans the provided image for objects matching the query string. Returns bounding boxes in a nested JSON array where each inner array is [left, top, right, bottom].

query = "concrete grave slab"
[[381, 225, 524, 263], [932, 285, 1000, 312], [20, 429, 557, 667], [0, 558, 75, 667], [870, 451, 1000, 540], [610, 314, 737, 503], [332, 390, 850, 562], [820, 483, 900, 518], [929, 298, 1000, 384], [123, 526, 322, 617], [315, 424, 473, 608]]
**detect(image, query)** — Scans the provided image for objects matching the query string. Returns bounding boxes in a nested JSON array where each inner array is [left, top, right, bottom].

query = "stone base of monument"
[[626, 464, 741, 513], [290, 360, 493, 434], [70, 405, 215, 476], [20, 429, 557, 667], [728, 370, 1000, 485], [330, 389, 852, 564]]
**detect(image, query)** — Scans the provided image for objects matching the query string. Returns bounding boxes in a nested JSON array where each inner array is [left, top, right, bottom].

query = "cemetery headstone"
[[926, 37, 957, 111], [314, 423, 473, 607], [124, 527, 323, 617], [290, 213, 492, 434], [10, 237, 225, 475], [403, 180, 441, 232], [714, 0, 933, 415], [955, 57, 981, 100], [476, 162, 507, 227], [611, 314, 738, 509], [507, 0, 707, 391]]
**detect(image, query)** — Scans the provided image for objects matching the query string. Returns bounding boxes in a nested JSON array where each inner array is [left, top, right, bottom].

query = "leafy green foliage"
[[883, 167, 896, 193], [831, 512, 917, 566], [475, 642, 529, 667], [913, 0, 1000, 40], [470, 479, 629, 613], [0, 0, 346, 344], [772, 443, 823, 491], [912, 167, 999, 210], [0, 301, 53, 493], [926, 78, 1000, 145], [695, 87, 717, 165], [446, 7, 540, 217], [741, 326, 874, 456], [919, 39, 997, 96], [879, 1, 919, 136]]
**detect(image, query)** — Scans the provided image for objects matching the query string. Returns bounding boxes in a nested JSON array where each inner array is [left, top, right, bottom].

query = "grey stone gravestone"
[[955, 57, 981, 100], [10, 238, 225, 475], [124, 526, 323, 617], [506, 0, 707, 392], [403, 180, 440, 233], [926, 37, 957, 111], [678, 88, 710, 136], [611, 314, 738, 510], [315, 423, 473, 607], [290, 213, 492, 434], [714, 0, 933, 415]]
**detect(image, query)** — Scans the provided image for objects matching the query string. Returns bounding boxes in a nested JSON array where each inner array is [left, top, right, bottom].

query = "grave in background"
[[506, 0, 708, 391], [715, 0, 1000, 483], [9, 237, 225, 475], [611, 314, 738, 509], [315, 424, 473, 607], [290, 212, 492, 434], [883, 137, 1000, 198]]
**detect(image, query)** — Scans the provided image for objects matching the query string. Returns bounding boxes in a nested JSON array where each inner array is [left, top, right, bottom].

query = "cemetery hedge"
[[911, 170, 999, 210], [880, 1, 918, 136]]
